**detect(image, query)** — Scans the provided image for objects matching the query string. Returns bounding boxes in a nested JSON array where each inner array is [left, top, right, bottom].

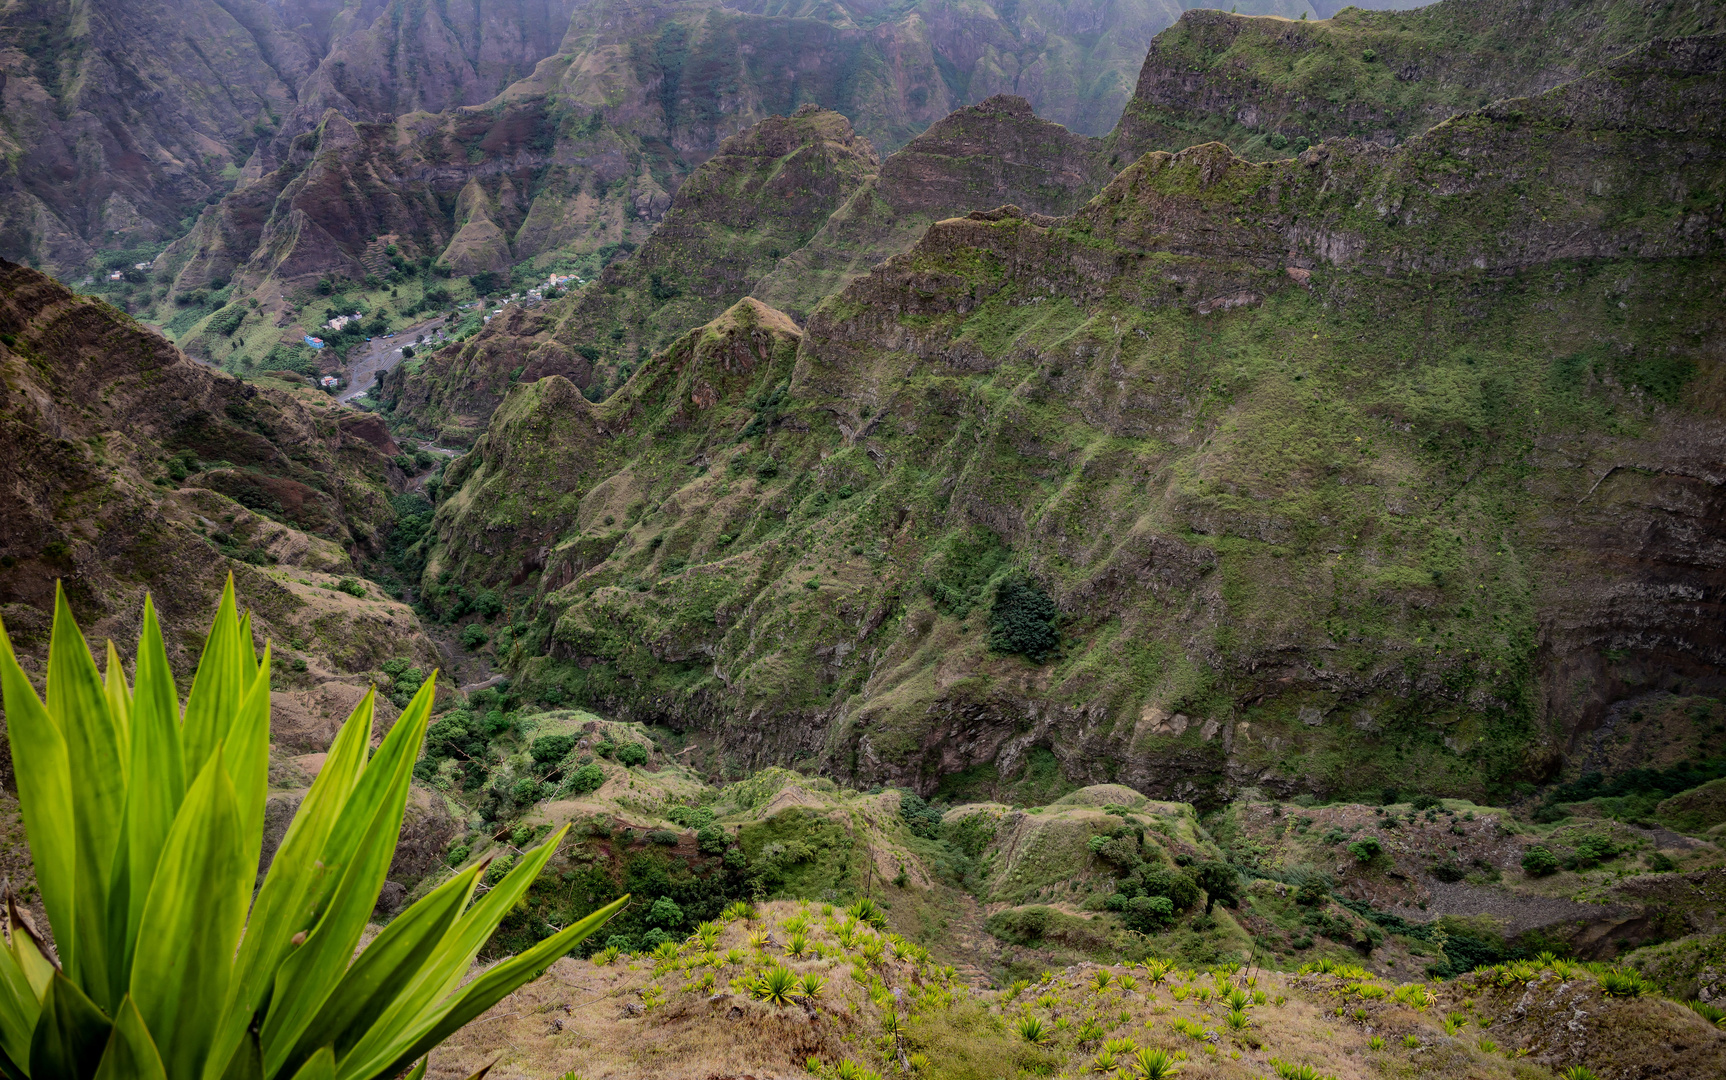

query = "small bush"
[[459, 623, 489, 650], [1122, 895, 1174, 933], [530, 733, 576, 764], [1347, 837, 1383, 863], [566, 762, 605, 794], [646, 896, 684, 927], [1570, 833, 1622, 869], [987, 576, 1059, 661], [1521, 846, 1560, 876], [648, 829, 679, 846], [336, 576, 368, 598], [696, 823, 729, 854], [616, 741, 649, 766]]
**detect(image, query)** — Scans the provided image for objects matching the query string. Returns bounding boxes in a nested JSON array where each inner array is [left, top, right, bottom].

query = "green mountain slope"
[[419, 33, 1726, 804]]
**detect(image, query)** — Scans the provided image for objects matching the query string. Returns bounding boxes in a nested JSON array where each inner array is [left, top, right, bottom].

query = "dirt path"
[[337, 314, 448, 403]]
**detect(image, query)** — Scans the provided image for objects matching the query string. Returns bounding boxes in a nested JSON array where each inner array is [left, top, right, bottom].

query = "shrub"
[[648, 829, 679, 845], [1521, 846, 1560, 876], [459, 623, 489, 650], [646, 896, 684, 928], [509, 777, 543, 805], [1122, 895, 1175, 933], [0, 579, 624, 1079], [1192, 859, 1240, 912], [530, 733, 577, 764], [1138, 867, 1203, 911], [696, 823, 729, 854], [987, 576, 1059, 661], [615, 741, 649, 766], [1347, 837, 1383, 863], [336, 576, 368, 597], [566, 762, 605, 795], [1570, 833, 1622, 868]]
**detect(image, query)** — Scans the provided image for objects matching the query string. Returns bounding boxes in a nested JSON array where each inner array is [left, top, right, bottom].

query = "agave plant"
[[1129, 1047, 1181, 1079], [751, 964, 799, 1006], [1015, 1015, 1050, 1045], [0, 582, 625, 1080]]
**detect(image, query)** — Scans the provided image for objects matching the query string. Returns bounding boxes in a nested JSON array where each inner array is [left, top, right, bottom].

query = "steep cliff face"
[[1109, 0, 1726, 163], [0, 0, 587, 276], [267, 0, 585, 145], [155, 95, 673, 316], [540, 0, 1189, 156], [0, 0, 302, 273], [753, 95, 1117, 321], [424, 35, 1726, 805], [0, 261, 438, 679], [385, 107, 876, 443]]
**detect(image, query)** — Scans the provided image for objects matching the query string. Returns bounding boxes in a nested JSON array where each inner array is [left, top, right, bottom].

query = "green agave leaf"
[[0, 932, 39, 1073], [102, 641, 131, 742], [226, 644, 274, 881], [46, 585, 128, 1009], [205, 690, 377, 1080], [6, 892, 56, 999], [216, 1030, 262, 1080], [402, 1060, 425, 1080], [277, 865, 480, 1077], [181, 576, 248, 784], [259, 678, 437, 1078], [286, 1048, 333, 1080], [337, 827, 599, 1076], [236, 611, 259, 688], [131, 750, 250, 1080], [0, 625, 72, 985], [338, 895, 627, 1080], [308, 678, 436, 899], [92, 995, 166, 1080], [118, 596, 188, 996], [29, 971, 111, 1080]]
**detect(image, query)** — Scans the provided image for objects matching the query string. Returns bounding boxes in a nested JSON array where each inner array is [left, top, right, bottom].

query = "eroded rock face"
[[0, 0, 588, 277], [424, 37, 1726, 804]]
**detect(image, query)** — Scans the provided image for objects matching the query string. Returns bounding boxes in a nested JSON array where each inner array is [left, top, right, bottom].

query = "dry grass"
[[423, 903, 1725, 1080]]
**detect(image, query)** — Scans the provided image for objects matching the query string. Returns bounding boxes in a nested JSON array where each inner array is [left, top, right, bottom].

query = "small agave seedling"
[[0, 581, 626, 1080]]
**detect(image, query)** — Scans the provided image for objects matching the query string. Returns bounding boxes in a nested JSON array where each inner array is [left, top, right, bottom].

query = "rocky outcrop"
[[0, 260, 439, 679], [1108, 0, 1726, 164], [425, 35, 1726, 805]]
